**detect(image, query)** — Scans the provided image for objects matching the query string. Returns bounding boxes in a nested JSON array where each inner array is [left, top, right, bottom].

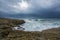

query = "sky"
[[0, 0, 60, 18]]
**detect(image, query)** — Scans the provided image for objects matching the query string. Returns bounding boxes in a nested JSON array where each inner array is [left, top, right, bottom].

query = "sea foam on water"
[[13, 18, 60, 31]]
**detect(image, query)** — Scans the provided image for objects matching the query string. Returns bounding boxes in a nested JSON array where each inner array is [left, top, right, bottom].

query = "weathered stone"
[[0, 18, 25, 40]]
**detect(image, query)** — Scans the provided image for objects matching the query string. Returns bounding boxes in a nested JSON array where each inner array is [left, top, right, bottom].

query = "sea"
[[9, 17, 60, 31]]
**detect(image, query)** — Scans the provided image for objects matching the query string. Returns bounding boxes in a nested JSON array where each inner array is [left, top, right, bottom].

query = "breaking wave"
[[13, 18, 60, 31]]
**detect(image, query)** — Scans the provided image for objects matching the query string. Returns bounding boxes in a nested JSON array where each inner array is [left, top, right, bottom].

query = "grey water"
[[12, 18, 60, 31]]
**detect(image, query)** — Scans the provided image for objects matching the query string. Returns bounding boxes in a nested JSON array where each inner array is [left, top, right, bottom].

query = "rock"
[[41, 28, 60, 40], [0, 18, 25, 28], [0, 18, 25, 40]]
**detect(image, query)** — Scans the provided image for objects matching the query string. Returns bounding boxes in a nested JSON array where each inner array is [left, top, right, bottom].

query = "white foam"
[[12, 18, 60, 31], [18, 19, 60, 31]]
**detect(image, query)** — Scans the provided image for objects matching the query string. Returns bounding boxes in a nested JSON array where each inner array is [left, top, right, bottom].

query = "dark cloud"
[[0, 0, 60, 18]]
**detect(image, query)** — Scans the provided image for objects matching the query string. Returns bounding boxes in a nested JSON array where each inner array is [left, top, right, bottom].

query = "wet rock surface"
[[0, 18, 60, 40]]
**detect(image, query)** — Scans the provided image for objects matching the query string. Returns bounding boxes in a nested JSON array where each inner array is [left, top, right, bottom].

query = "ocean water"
[[13, 18, 60, 31]]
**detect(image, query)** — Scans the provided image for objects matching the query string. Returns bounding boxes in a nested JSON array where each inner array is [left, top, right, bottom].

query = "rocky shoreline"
[[0, 18, 25, 40], [0, 18, 60, 40]]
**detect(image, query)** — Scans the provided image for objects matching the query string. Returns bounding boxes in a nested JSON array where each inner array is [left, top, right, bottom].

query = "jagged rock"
[[0, 18, 25, 28]]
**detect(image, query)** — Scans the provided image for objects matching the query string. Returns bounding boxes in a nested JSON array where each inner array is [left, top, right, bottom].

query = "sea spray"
[[13, 18, 60, 31]]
